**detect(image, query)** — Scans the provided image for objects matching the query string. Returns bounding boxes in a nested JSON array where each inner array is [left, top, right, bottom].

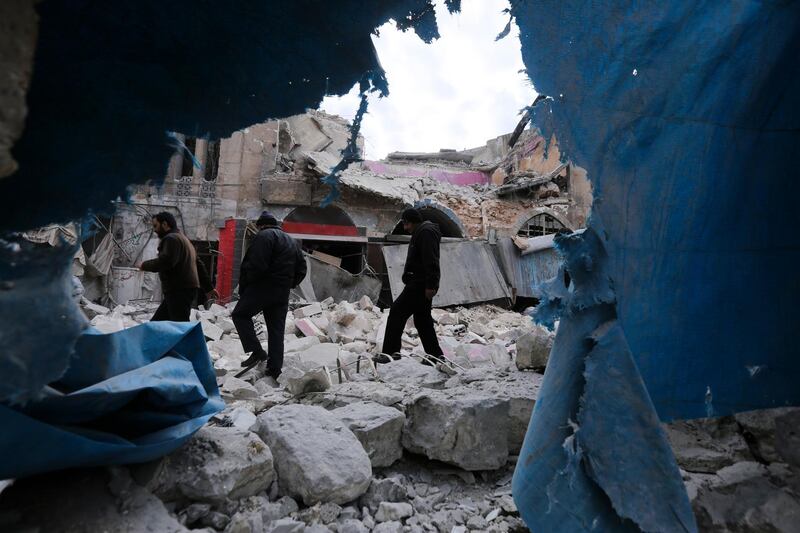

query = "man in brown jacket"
[[139, 211, 200, 322]]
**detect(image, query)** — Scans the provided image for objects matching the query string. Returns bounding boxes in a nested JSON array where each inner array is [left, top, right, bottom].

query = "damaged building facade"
[[102, 110, 591, 308]]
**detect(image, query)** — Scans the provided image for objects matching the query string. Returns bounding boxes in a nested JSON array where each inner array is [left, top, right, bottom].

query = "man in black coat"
[[139, 211, 200, 322], [378, 208, 444, 365], [232, 212, 307, 378]]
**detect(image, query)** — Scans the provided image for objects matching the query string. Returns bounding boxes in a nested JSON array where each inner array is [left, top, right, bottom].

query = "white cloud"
[[319, 0, 536, 160]]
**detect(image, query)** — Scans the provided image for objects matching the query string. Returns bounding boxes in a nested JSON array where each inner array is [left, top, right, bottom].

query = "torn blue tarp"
[[0, 321, 223, 480], [511, 1, 799, 532]]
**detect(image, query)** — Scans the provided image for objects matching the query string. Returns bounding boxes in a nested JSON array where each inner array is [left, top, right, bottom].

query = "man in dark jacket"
[[232, 212, 307, 378], [378, 208, 444, 365], [139, 211, 200, 322]]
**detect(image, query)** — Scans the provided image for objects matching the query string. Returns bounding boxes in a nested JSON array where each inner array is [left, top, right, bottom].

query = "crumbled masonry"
[[2, 297, 797, 532]]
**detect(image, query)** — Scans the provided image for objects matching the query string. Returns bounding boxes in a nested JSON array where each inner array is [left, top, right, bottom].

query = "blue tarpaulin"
[[0, 321, 223, 480], [511, 1, 800, 531]]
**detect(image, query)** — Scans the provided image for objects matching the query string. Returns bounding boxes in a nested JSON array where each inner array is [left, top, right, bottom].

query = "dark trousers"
[[231, 287, 289, 371], [151, 288, 196, 322], [382, 285, 443, 358]]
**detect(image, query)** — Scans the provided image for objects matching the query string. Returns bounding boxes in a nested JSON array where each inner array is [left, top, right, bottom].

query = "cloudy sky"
[[319, 0, 536, 160]]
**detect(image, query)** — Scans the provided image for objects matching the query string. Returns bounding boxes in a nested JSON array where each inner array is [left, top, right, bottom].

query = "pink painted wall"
[[364, 160, 490, 186]]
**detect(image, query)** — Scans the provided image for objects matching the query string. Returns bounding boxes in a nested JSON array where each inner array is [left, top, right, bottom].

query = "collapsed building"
[[2, 2, 799, 533], [89, 110, 592, 310]]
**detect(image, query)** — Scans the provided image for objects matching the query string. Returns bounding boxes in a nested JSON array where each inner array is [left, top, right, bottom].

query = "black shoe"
[[241, 351, 267, 367], [373, 353, 392, 364], [265, 367, 281, 379]]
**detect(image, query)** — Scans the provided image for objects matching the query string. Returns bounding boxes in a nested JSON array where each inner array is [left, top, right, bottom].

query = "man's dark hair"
[[153, 211, 177, 230], [401, 208, 424, 224]]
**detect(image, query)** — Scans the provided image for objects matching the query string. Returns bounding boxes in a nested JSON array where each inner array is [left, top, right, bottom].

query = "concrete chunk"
[[138, 426, 274, 503], [402, 388, 509, 470], [294, 302, 323, 318], [255, 405, 372, 505], [515, 326, 554, 371], [201, 319, 224, 341], [332, 402, 405, 467]]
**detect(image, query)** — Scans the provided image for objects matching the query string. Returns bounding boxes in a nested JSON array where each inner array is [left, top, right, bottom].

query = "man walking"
[[140, 211, 200, 322], [377, 208, 445, 365], [232, 212, 306, 378]]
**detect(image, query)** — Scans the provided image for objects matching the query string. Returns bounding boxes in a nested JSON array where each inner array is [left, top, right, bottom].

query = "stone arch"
[[391, 199, 467, 238], [512, 207, 574, 237]]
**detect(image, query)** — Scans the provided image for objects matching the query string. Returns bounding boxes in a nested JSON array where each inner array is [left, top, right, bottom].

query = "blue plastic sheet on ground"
[[0, 321, 223, 480], [511, 1, 800, 531]]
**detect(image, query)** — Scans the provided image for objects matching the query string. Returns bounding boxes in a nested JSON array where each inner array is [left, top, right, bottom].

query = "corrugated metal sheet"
[[382, 241, 511, 306], [494, 238, 561, 299]]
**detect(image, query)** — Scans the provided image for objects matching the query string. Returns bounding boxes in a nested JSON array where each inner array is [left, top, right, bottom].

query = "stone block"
[[515, 326, 554, 371], [375, 502, 413, 522], [255, 404, 372, 505], [332, 402, 405, 467], [295, 318, 326, 339], [294, 302, 323, 318], [138, 426, 274, 503], [402, 388, 509, 470]]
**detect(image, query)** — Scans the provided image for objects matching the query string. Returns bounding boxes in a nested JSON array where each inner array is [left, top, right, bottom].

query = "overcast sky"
[[319, 0, 536, 160]]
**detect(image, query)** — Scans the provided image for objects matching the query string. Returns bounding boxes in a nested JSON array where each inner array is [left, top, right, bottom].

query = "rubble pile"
[[1, 298, 796, 532], [665, 410, 800, 531]]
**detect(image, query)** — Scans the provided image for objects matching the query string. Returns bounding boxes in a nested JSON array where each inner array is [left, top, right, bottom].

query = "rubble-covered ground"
[[1, 299, 798, 532]]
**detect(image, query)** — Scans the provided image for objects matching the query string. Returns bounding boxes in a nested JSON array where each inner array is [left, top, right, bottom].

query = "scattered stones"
[[255, 404, 372, 505], [332, 402, 405, 468], [403, 388, 510, 470]]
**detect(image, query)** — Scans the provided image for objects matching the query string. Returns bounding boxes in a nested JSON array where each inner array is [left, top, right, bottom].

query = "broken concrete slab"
[[285, 335, 321, 353], [454, 344, 510, 367], [255, 404, 372, 505], [457, 370, 543, 453], [136, 426, 274, 503], [294, 302, 323, 318], [375, 357, 447, 389], [402, 388, 510, 470], [293, 342, 341, 368], [332, 402, 405, 468]]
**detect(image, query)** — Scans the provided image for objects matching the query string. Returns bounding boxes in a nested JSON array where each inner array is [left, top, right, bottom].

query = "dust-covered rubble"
[[1, 298, 795, 532]]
